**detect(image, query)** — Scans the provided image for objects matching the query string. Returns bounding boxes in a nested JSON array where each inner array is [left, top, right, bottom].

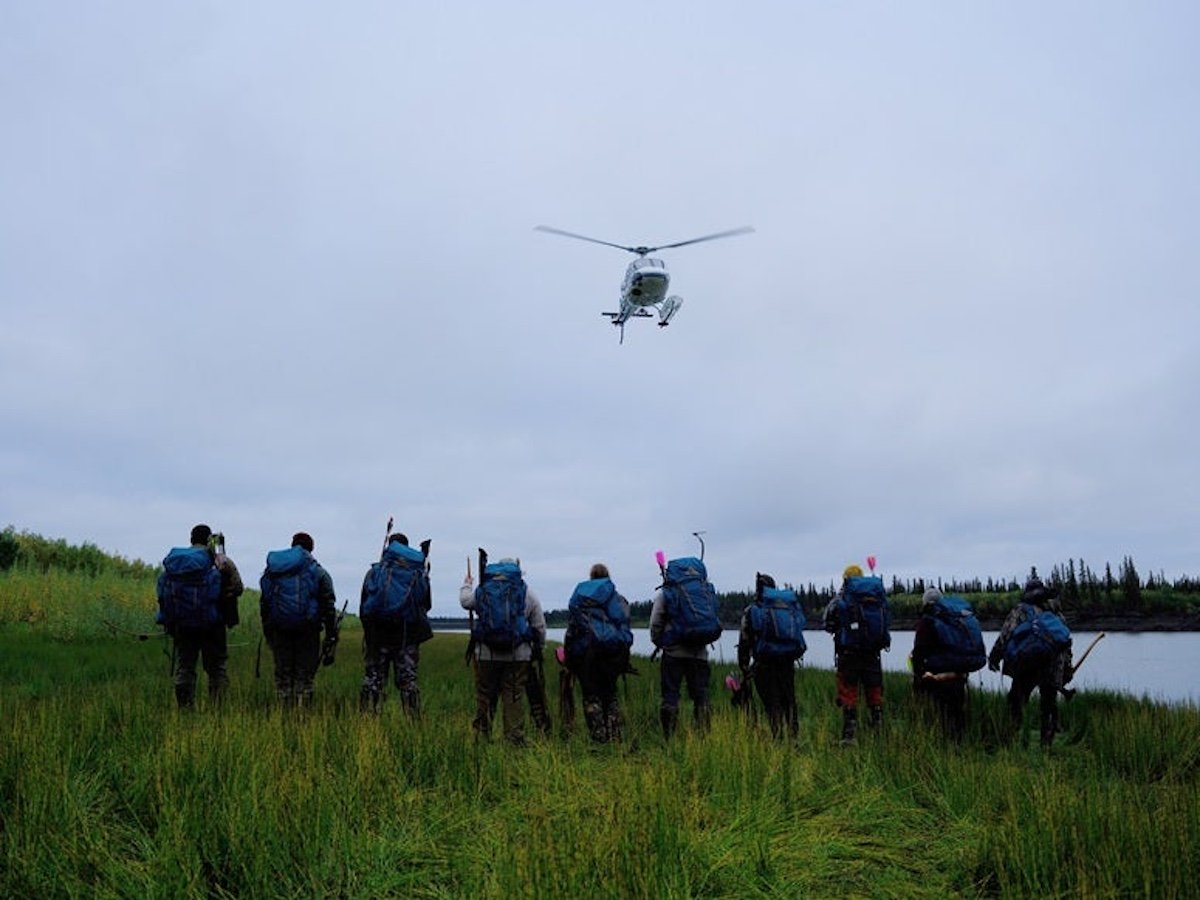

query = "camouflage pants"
[[361, 640, 421, 714], [269, 629, 321, 708], [173, 625, 228, 708]]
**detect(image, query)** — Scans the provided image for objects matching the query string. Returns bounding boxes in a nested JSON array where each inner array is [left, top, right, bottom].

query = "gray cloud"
[[3, 2, 1197, 614]]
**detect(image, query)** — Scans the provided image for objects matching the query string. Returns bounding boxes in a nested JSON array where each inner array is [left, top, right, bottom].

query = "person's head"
[[190, 524, 212, 546], [1023, 574, 1047, 606], [843, 564, 863, 580], [756, 572, 776, 591], [922, 587, 942, 610], [589, 562, 609, 580], [388, 533, 409, 546], [291, 532, 314, 552]]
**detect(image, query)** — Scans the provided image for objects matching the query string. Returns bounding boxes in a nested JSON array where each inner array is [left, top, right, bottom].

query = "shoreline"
[[433, 612, 1200, 633]]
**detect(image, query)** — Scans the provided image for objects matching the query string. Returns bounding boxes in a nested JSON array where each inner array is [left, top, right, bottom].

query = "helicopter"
[[534, 224, 754, 343]]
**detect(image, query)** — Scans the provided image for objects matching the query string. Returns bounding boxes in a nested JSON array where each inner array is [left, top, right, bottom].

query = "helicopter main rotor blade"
[[534, 225, 639, 254], [649, 226, 755, 253]]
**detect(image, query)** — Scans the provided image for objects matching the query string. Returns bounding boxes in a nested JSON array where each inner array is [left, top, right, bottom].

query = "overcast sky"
[[3, 2, 1197, 616]]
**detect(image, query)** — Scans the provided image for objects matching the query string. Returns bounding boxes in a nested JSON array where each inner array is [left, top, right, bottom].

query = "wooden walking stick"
[[1070, 632, 1106, 679]]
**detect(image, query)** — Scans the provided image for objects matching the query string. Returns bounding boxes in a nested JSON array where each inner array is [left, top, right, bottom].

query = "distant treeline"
[[0, 528, 156, 579], [3, 528, 1196, 625], [543, 557, 1200, 626]]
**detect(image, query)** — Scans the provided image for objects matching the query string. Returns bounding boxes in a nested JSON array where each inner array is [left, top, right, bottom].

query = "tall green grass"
[[2, 569, 1199, 897]]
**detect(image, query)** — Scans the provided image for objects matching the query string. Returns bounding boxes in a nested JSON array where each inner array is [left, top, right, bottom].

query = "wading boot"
[[661, 707, 679, 739], [400, 689, 421, 718], [869, 705, 883, 729], [840, 708, 858, 746], [175, 685, 195, 710]]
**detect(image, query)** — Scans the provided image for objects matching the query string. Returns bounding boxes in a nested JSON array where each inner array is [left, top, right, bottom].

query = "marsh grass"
[[2, 570, 1199, 898]]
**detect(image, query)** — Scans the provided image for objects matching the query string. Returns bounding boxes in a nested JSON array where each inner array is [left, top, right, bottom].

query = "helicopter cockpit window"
[[627, 257, 666, 272]]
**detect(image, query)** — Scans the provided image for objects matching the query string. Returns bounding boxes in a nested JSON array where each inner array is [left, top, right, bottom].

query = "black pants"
[[660, 655, 711, 735], [914, 676, 967, 739], [173, 625, 228, 707], [269, 628, 321, 707], [753, 658, 798, 739], [577, 648, 627, 742]]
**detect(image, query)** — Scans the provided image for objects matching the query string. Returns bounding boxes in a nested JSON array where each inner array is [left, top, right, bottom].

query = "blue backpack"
[[473, 561, 533, 651], [361, 542, 429, 626], [923, 594, 986, 673], [1003, 604, 1072, 676], [656, 557, 723, 648], [156, 546, 222, 629], [260, 546, 321, 630], [749, 586, 807, 661], [565, 578, 633, 658], [833, 575, 890, 653]]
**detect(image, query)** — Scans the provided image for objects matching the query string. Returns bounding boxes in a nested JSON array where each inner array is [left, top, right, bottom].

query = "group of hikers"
[[155, 525, 1078, 748]]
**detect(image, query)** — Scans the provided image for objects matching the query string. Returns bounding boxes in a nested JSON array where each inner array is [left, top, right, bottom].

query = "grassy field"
[[2, 567, 1199, 898]]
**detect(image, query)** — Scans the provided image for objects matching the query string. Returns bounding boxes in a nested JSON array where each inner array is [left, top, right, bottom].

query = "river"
[[535, 627, 1199, 706]]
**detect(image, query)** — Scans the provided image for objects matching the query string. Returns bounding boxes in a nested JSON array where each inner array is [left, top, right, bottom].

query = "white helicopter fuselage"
[[622, 257, 670, 309], [614, 257, 682, 329]]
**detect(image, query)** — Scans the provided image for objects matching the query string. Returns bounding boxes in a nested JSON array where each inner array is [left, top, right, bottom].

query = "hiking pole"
[[255, 634, 263, 679], [1070, 632, 1106, 679], [382, 516, 394, 556], [692, 532, 706, 561], [102, 619, 169, 641], [322, 601, 348, 666]]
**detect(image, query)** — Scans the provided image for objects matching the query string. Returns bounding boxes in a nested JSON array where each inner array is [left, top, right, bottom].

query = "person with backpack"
[[988, 572, 1074, 747], [911, 587, 987, 740], [156, 524, 244, 708], [823, 564, 891, 744], [259, 532, 337, 708], [460, 553, 546, 745], [563, 563, 634, 743], [650, 556, 723, 738], [737, 573, 806, 740], [359, 533, 433, 715]]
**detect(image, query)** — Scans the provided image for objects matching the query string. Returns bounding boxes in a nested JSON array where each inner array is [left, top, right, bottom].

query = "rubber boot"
[[174, 685, 195, 710], [1040, 709, 1058, 748], [400, 689, 421, 718], [605, 701, 622, 744], [661, 707, 678, 739], [869, 705, 883, 729], [359, 687, 380, 714], [584, 699, 607, 743], [840, 708, 858, 745]]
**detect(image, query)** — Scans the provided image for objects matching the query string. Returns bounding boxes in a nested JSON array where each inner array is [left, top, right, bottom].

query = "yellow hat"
[[843, 564, 863, 579]]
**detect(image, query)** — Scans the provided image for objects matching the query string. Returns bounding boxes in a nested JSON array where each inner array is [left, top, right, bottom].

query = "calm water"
[[538, 628, 1199, 706]]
